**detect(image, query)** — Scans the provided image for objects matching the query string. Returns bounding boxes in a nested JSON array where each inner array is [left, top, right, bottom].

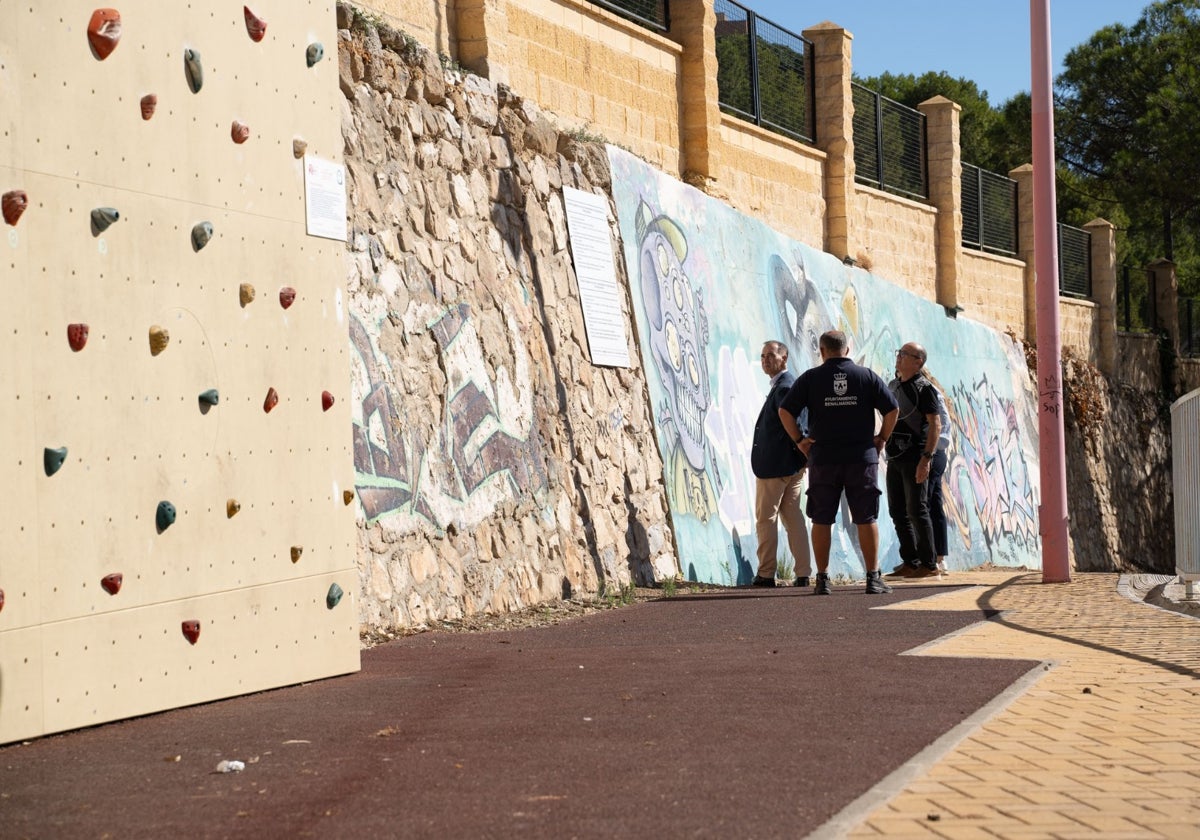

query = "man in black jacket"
[[749, 341, 813, 587], [885, 342, 943, 578]]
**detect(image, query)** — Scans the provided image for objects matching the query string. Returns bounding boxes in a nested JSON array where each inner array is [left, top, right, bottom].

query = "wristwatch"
[[920, 451, 935, 459]]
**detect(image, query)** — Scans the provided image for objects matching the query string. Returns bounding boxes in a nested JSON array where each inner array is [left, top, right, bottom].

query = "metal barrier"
[[1119, 266, 1157, 333], [1172, 388, 1200, 595], [714, 0, 814, 143], [587, 0, 669, 32], [1057, 222, 1091, 298], [851, 83, 927, 201], [962, 163, 1017, 256], [1180, 296, 1199, 356]]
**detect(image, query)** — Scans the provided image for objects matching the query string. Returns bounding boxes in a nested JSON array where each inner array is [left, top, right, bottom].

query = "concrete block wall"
[[851, 188, 939, 300], [1060, 298, 1102, 368], [960, 251, 1028, 333]]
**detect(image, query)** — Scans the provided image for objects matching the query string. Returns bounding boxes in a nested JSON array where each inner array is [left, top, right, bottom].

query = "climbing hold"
[[292, 138, 307, 159], [198, 388, 219, 407], [181, 620, 200, 644], [100, 573, 123, 595], [67, 323, 89, 352], [0, 588, 5, 613], [343, 489, 355, 505], [156, 500, 176, 532], [226, 498, 240, 518], [244, 6, 267, 42], [290, 545, 302, 563], [306, 42, 324, 67], [90, 206, 120, 233], [44, 446, 68, 476], [322, 391, 334, 412], [231, 120, 250, 144], [326, 583, 343, 609], [140, 93, 157, 120], [263, 387, 278, 413], [279, 287, 296, 309], [239, 283, 256, 307], [148, 325, 169, 356], [87, 8, 122, 60], [3, 190, 28, 226], [191, 221, 213, 251], [184, 48, 203, 93]]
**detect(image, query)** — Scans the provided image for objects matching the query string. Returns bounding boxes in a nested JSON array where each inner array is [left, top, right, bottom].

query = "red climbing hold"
[[322, 390, 334, 411], [67, 323, 90, 352], [263, 387, 279, 413], [87, 8, 122, 60], [101, 573, 123, 595], [3, 190, 28, 226], [279, 287, 296, 309], [181, 620, 201, 644], [244, 6, 267, 42]]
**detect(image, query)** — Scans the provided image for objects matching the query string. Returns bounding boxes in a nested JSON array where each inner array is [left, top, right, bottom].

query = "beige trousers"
[[754, 471, 813, 580]]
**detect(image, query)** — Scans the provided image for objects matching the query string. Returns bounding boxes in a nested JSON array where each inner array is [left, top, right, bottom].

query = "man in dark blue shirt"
[[779, 330, 899, 595], [749, 341, 813, 588]]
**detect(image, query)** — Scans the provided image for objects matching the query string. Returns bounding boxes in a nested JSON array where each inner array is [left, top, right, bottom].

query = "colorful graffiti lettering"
[[351, 303, 548, 526]]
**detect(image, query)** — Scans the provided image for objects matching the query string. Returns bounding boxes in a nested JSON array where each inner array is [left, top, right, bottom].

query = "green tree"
[[1056, 0, 1200, 289]]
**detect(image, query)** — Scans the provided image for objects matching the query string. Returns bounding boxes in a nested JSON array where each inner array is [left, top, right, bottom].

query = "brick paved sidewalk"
[[823, 572, 1200, 839]]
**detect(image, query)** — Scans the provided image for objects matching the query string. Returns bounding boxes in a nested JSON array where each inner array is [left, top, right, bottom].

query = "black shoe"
[[813, 573, 832, 595], [793, 576, 810, 588], [751, 575, 776, 588], [865, 570, 893, 594]]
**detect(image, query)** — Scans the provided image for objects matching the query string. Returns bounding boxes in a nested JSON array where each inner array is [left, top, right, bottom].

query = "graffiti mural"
[[351, 302, 548, 528], [608, 147, 1042, 583]]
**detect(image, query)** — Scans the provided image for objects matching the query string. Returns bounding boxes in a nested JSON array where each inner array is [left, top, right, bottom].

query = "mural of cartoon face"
[[772, 253, 829, 370], [638, 216, 711, 471]]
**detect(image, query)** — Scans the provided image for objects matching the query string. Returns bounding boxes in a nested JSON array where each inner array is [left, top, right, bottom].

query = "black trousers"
[[886, 457, 937, 568]]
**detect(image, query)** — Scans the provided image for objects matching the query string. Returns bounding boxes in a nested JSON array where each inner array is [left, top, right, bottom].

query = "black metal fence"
[[1181, 295, 1199, 356], [851, 83, 927, 201], [961, 163, 1017, 256], [713, 0, 814, 143], [586, 0, 669, 32], [1118, 265, 1156, 333], [1058, 223, 1091, 298]]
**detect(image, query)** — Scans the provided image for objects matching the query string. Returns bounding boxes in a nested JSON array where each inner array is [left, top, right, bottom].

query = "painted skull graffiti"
[[636, 201, 711, 471]]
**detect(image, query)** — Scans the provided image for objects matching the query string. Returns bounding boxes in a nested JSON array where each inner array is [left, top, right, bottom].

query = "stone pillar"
[[1010, 163, 1036, 343], [803, 22, 855, 260], [455, 0, 509, 85], [672, 0, 722, 185], [1084, 218, 1118, 376], [919, 96, 962, 311], [1149, 258, 1180, 350]]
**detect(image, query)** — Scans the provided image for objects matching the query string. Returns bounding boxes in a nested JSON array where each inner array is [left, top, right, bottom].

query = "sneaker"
[[751, 575, 776, 588], [813, 573, 832, 595], [865, 570, 893, 594], [793, 576, 810, 588]]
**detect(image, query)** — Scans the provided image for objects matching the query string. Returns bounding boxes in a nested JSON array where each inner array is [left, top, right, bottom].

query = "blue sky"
[[737, 0, 1148, 104]]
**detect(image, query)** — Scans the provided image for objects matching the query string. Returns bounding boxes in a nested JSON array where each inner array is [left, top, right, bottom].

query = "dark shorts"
[[806, 462, 882, 525]]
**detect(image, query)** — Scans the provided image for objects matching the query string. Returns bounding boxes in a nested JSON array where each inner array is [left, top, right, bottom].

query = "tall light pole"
[[1030, 0, 1071, 582]]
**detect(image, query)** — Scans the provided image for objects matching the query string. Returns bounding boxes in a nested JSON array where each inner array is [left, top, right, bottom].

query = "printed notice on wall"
[[563, 187, 631, 368], [304, 155, 348, 241]]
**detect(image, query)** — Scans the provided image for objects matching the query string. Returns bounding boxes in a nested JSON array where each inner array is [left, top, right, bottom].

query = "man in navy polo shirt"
[[778, 330, 899, 595]]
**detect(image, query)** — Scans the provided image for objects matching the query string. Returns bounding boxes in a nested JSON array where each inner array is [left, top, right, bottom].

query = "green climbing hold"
[[326, 582, 344, 609], [156, 500, 176, 532], [44, 446, 68, 476], [199, 389, 219, 406]]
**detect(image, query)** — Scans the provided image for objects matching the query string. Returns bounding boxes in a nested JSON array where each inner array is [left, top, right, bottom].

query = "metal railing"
[[1171, 389, 1200, 589], [714, 0, 814, 143], [1118, 266, 1156, 333], [851, 83, 927, 201], [586, 0, 669, 32], [961, 163, 1017, 256], [1181, 296, 1199, 356], [1057, 223, 1091, 298]]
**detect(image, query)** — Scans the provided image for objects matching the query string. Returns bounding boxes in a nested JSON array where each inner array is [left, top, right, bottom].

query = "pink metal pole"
[[1030, 0, 1071, 582]]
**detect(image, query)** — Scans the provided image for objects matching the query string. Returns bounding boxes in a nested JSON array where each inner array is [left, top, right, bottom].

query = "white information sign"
[[562, 187, 631, 368], [303, 155, 348, 241]]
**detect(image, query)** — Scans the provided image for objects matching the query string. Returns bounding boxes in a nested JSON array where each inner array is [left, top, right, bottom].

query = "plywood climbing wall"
[[0, 1, 359, 745]]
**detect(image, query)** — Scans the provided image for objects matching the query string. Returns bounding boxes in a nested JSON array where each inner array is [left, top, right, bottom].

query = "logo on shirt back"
[[833, 373, 848, 396]]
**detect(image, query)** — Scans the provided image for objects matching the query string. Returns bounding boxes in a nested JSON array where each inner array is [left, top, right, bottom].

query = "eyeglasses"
[[895, 349, 922, 360]]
